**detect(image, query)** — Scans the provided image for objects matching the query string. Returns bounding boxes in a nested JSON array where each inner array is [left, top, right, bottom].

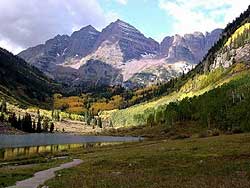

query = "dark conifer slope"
[[0, 47, 59, 107]]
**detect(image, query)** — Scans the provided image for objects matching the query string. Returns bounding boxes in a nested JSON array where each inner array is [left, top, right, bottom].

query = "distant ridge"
[[18, 19, 222, 88]]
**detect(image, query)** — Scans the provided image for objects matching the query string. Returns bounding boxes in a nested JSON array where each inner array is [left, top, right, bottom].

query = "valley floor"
[[54, 119, 103, 134], [2, 132, 250, 188], [44, 133, 250, 188]]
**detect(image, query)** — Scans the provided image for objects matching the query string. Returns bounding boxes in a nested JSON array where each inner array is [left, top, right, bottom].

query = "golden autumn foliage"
[[135, 85, 158, 96], [225, 23, 250, 47], [52, 81, 177, 116], [90, 95, 124, 115], [53, 94, 87, 114]]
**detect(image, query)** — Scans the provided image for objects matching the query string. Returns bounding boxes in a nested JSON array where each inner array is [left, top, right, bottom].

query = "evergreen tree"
[[43, 117, 49, 132], [109, 120, 113, 127], [57, 111, 61, 121], [0, 99, 7, 113], [17, 115, 22, 130], [0, 113, 4, 122], [9, 113, 18, 129], [22, 113, 32, 132], [50, 122, 54, 133], [37, 109, 40, 116], [84, 111, 88, 122], [51, 110, 54, 120], [36, 117, 42, 133], [86, 112, 91, 126], [97, 117, 102, 128], [32, 120, 36, 132], [92, 118, 97, 128], [53, 110, 60, 121]]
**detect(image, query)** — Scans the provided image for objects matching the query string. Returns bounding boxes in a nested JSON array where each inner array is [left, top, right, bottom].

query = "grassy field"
[[0, 154, 71, 187], [96, 121, 207, 139], [42, 132, 250, 188]]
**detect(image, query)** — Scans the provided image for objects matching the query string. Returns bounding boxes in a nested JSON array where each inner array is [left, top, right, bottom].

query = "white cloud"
[[0, 39, 24, 54], [115, 0, 128, 5], [106, 11, 120, 23], [0, 0, 118, 54], [159, 0, 250, 35]]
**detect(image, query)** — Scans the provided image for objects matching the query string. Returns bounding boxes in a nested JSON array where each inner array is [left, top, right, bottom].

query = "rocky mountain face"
[[77, 59, 123, 87], [202, 22, 250, 72], [121, 28, 222, 87], [19, 26, 100, 74], [93, 19, 159, 62], [160, 29, 223, 64], [18, 19, 222, 88], [65, 25, 100, 58], [209, 41, 250, 71]]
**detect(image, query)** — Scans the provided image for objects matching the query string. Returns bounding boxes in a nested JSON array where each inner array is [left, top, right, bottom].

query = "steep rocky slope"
[[19, 19, 222, 88], [19, 26, 100, 75], [160, 29, 222, 64], [206, 23, 250, 70], [76, 59, 123, 87], [92, 19, 160, 62]]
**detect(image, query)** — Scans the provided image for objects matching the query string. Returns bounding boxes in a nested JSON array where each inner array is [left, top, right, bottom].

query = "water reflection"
[[0, 142, 119, 160], [0, 134, 141, 149]]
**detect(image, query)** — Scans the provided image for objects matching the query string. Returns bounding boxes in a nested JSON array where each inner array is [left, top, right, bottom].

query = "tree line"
[[0, 101, 55, 133], [142, 73, 250, 132], [7, 112, 54, 133]]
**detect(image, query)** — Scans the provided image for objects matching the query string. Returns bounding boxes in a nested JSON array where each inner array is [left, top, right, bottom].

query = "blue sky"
[[98, 0, 249, 40], [0, 0, 249, 54], [99, 0, 175, 41]]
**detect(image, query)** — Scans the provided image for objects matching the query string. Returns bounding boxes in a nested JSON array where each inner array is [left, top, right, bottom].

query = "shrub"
[[171, 134, 190, 140], [198, 131, 209, 138], [212, 129, 220, 136], [232, 127, 243, 134]]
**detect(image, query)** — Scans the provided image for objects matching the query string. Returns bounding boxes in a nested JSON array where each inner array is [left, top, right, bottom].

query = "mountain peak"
[[92, 18, 159, 62], [193, 31, 204, 36], [70, 25, 100, 40], [81, 25, 97, 31], [108, 19, 138, 32], [54, 34, 69, 39], [114, 19, 127, 24], [74, 25, 99, 35], [208, 28, 223, 36]]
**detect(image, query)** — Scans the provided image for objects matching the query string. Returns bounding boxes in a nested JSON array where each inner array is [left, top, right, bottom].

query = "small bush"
[[232, 127, 243, 134], [211, 129, 220, 136], [198, 131, 209, 138], [171, 134, 190, 140]]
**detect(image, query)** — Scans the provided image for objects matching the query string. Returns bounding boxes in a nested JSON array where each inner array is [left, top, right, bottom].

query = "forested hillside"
[[202, 5, 250, 72], [102, 5, 250, 131], [52, 79, 181, 116], [0, 47, 59, 107]]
